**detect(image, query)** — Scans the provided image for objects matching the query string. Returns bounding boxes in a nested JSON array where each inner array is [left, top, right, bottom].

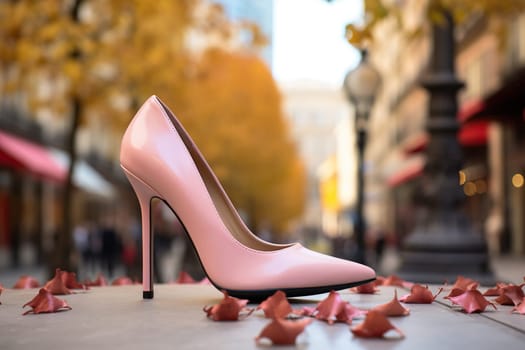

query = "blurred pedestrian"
[[100, 218, 121, 278]]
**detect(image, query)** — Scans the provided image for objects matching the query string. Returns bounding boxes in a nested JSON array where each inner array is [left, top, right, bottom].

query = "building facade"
[[363, 1, 525, 256]]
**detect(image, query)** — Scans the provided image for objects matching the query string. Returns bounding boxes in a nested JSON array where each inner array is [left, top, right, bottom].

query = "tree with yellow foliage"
[[0, 0, 195, 271], [0, 0, 306, 273], [346, 0, 525, 47], [176, 48, 306, 240]]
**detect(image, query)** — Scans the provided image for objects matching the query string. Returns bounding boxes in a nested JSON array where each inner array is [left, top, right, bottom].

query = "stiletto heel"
[[124, 170, 156, 299], [121, 95, 375, 300]]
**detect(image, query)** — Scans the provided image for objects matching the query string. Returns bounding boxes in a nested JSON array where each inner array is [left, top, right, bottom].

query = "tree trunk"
[[47, 0, 85, 276], [50, 98, 81, 275]]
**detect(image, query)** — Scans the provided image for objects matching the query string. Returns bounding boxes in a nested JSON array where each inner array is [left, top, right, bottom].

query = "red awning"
[[402, 121, 489, 155], [387, 156, 425, 188], [458, 66, 525, 122], [0, 130, 66, 183], [458, 121, 489, 147]]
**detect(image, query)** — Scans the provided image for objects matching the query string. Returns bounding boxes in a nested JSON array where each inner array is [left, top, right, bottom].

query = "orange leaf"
[[257, 290, 292, 319], [23, 288, 72, 315], [255, 318, 312, 345], [203, 291, 253, 321], [371, 290, 410, 317], [351, 310, 404, 339], [447, 289, 497, 314]]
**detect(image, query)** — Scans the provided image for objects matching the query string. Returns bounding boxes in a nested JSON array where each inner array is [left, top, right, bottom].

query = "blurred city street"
[[0, 1, 524, 348]]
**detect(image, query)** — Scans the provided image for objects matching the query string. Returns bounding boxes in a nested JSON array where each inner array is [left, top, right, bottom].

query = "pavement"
[[0, 283, 524, 350], [0, 251, 523, 288]]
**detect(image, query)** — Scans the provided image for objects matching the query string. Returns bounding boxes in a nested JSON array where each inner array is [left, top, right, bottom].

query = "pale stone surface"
[[0, 284, 524, 350]]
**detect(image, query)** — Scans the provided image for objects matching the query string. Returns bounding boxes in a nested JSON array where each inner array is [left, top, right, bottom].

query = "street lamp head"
[[343, 49, 381, 120]]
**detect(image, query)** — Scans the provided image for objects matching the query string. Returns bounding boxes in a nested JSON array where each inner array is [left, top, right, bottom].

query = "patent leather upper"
[[120, 95, 375, 296]]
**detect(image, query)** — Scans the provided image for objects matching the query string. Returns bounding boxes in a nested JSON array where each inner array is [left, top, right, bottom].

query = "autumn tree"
[[0, 0, 305, 275], [0, 0, 195, 272], [176, 48, 306, 239], [346, 0, 525, 47]]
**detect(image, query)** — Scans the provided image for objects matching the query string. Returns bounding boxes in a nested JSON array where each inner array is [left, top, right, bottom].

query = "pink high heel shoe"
[[120, 96, 375, 300]]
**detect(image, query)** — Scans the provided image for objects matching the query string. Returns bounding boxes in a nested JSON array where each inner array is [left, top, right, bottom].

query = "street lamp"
[[343, 49, 381, 264]]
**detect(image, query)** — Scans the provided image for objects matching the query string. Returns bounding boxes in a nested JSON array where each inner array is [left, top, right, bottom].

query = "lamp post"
[[343, 49, 381, 264], [397, 9, 493, 284]]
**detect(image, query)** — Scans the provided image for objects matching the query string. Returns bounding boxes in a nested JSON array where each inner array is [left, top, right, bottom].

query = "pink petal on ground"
[[351, 281, 378, 294], [12, 276, 40, 289], [60, 271, 87, 290], [511, 297, 525, 315], [203, 291, 253, 321], [255, 318, 312, 345], [44, 269, 72, 295], [351, 310, 404, 339], [372, 290, 410, 317], [314, 290, 366, 324], [448, 289, 497, 313], [400, 284, 441, 304], [22, 288, 72, 315], [451, 276, 479, 291], [495, 285, 525, 306], [111, 276, 134, 286], [257, 290, 293, 319], [175, 271, 196, 284]]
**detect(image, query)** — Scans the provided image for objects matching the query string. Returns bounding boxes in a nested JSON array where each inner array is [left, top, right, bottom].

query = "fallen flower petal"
[[111, 277, 134, 286], [203, 291, 253, 321], [175, 271, 196, 284], [294, 306, 316, 317], [12, 275, 40, 289], [84, 274, 108, 287], [445, 288, 469, 299], [372, 290, 410, 317], [451, 276, 479, 291], [23, 288, 72, 315], [400, 284, 441, 304], [447, 289, 497, 314], [257, 290, 292, 319], [199, 277, 212, 285], [381, 275, 413, 289], [351, 281, 378, 294], [351, 310, 404, 339], [255, 318, 312, 345], [314, 290, 365, 324], [44, 269, 72, 295], [511, 298, 525, 315], [483, 283, 507, 297], [495, 285, 525, 306], [60, 271, 86, 290]]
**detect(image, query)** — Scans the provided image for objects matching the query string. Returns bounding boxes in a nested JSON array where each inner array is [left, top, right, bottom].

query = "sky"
[[272, 0, 364, 88]]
